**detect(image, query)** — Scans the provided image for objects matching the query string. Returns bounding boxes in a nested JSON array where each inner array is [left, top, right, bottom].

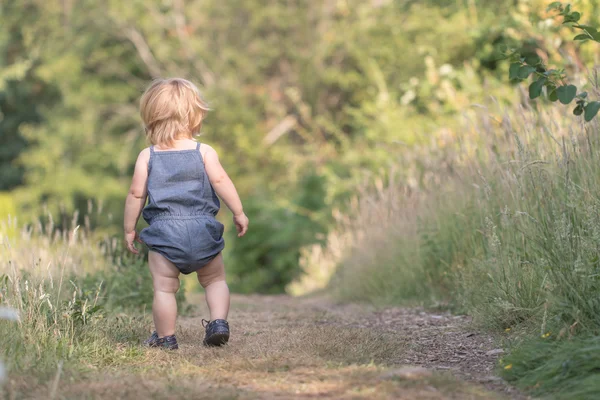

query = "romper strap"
[[196, 141, 205, 164], [148, 146, 154, 171]]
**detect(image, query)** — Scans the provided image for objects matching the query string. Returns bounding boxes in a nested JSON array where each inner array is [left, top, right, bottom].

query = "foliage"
[[226, 172, 328, 293], [1, 0, 568, 292], [508, 2, 600, 121], [0, 193, 15, 227], [0, 2, 60, 190]]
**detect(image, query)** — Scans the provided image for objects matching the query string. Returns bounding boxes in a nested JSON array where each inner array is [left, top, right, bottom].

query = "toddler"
[[123, 78, 249, 349]]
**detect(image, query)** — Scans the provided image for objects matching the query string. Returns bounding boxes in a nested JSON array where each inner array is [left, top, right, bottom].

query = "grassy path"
[[5, 294, 526, 399]]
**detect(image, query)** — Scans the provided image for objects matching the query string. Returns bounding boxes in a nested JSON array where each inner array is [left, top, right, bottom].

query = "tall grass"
[[311, 88, 600, 328], [0, 213, 168, 380], [296, 79, 600, 397], [501, 334, 600, 399]]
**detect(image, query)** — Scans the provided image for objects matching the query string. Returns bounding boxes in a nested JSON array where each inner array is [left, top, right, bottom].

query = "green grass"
[[501, 335, 600, 399], [0, 217, 183, 378]]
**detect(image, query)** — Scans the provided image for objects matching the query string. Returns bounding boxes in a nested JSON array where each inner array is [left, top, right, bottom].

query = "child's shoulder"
[[198, 142, 218, 159], [137, 147, 151, 162]]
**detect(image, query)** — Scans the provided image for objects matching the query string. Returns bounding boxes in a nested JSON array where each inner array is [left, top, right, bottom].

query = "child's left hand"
[[125, 230, 143, 254]]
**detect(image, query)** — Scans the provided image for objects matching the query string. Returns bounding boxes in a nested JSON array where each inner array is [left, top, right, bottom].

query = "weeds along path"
[[10, 294, 526, 399]]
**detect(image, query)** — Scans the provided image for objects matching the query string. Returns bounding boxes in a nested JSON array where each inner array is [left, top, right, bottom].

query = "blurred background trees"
[[1, 0, 598, 292]]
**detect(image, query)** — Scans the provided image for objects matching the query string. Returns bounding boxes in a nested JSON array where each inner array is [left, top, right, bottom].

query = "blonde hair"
[[140, 78, 210, 146]]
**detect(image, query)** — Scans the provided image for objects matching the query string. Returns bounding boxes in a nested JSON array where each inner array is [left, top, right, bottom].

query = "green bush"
[[226, 172, 329, 294]]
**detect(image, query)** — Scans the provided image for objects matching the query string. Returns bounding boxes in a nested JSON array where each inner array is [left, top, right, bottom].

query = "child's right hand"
[[233, 213, 249, 237], [124, 230, 143, 254]]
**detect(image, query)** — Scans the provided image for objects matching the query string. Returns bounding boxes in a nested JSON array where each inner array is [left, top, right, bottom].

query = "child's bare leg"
[[204, 281, 230, 320], [149, 251, 180, 337], [196, 253, 230, 320]]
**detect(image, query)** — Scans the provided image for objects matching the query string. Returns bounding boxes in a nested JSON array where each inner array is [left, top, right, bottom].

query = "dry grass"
[[0, 217, 503, 399], [3, 294, 503, 399]]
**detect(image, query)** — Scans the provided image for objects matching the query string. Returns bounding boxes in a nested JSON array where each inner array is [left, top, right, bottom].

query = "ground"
[[4, 294, 528, 400]]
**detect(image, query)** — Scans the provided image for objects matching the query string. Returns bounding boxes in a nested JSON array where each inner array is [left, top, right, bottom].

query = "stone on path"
[[485, 349, 504, 356]]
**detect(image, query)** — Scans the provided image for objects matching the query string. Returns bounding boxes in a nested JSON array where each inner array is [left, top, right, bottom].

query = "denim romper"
[[139, 142, 225, 274]]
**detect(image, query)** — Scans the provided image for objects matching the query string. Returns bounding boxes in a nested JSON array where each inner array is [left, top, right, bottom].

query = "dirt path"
[[294, 296, 528, 399], [10, 294, 529, 399]]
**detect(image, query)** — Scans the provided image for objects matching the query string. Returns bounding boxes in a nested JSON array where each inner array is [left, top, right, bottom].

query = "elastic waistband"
[[150, 213, 215, 222]]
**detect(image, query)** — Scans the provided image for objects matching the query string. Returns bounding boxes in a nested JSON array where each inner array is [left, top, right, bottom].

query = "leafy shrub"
[[226, 172, 328, 293], [507, 2, 600, 122]]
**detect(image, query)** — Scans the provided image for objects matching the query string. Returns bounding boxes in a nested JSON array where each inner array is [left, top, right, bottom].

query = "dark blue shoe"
[[202, 319, 230, 347], [155, 334, 179, 350], [147, 332, 178, 350], [144, 331, 159, 346]]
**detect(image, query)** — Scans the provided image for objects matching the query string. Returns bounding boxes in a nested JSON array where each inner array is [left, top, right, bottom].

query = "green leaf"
[[556, 85, 577, 104], [548, 87, 559, 102], [584, 101, 600, 122], [524, 55, 542, 66], [529, 77, 546, 99], [508, 51, 522, 63], [574, 34, 590, 40], [577, 25, 598, 34], [517, 65, 536, 79], [564, 4, 571, 15], [509, 63, 521, 80], [574, 104, 584, 116], [577, 92, 588, 99], [569, 12, 581, 22], [547, 1, 563, 12]]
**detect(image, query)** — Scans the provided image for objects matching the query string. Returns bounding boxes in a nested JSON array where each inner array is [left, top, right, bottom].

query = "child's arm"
[[123, 149, 150, 253], [203, 145, 249, 237]]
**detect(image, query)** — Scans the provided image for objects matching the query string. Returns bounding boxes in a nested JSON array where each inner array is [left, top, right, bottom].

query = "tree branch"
[[263, 115, 298, 146], [124, 27, 162, 78]]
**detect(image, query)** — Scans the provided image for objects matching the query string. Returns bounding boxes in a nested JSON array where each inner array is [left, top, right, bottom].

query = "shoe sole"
[[204, 332, 230, 347]]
